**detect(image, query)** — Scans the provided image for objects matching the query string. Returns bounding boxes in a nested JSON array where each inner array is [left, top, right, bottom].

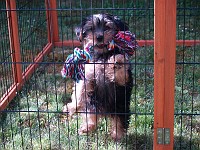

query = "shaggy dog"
[[63, 14, 136, 141]]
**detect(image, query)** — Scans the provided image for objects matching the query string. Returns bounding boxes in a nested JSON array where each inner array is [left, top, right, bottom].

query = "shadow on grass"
[[124, 133, 200, 150], [123, 133, 153, 150]]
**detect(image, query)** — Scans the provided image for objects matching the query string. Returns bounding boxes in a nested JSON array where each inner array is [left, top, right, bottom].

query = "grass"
[[0, 47, 155, 150], [1, 0, 200, 149], [1, 45, 199, 149]]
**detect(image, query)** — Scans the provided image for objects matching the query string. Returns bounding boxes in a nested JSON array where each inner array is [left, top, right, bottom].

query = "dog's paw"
[[63, 105, 68, 113], [110, 130, 124, 142], [62, 104, 76, 119], [78, 123, 96, 135]]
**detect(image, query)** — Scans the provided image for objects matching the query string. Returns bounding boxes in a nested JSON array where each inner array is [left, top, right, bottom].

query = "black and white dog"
[[63, 13, 136, 141]]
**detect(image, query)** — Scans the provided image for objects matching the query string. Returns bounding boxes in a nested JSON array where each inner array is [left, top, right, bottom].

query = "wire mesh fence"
[[0, 1, 13, 100], [16, 0, 48, 71], [174, 1, 200, 149], [0, 0, 199, 149]]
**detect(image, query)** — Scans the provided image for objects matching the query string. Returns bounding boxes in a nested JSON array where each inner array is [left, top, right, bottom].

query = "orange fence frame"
[[0, 0, 200, 149], [0, 0, 53, 110], [54, 39, 200, 48], [45, 0, 59, 43], [154, 0, 176, 149], [1, 0, 23, 110]]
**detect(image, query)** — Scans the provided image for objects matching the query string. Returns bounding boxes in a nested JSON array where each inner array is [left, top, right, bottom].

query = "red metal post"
[[0, 0, 22, 110], [154, 0, 176, 150], [45, 0, 59, 43], [6, 0, 22, 84]]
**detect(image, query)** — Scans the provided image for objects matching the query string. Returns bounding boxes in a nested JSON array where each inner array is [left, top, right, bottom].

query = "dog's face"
[[75, 14, 128, 53]]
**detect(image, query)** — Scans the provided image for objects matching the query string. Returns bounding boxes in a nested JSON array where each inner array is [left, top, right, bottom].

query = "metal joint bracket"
[[157, 128, 170, 145]]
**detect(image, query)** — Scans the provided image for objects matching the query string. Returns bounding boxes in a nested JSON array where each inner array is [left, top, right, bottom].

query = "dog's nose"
[[96, 35, 103, 42]]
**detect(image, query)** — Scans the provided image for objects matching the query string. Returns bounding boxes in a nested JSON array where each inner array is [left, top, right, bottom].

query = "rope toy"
[[111, 31, 139, 56], [61, 31, 138, 81], [61, 47, 92, 81]]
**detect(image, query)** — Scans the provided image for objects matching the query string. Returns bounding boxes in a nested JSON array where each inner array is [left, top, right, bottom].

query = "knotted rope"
[[61, 31, 138, 81]]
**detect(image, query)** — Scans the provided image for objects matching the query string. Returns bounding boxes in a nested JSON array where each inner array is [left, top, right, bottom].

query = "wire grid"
[[0, 0, 199, 150], [57, 0, 154, 148], [0, 1, 14, 99], [174, 1, 200, 149], [16, 0, 48, 72]]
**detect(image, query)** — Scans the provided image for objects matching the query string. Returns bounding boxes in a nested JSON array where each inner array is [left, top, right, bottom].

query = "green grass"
[[0, 48, 155, 150], [1, 0, 200, 149], [1, 45, 200, 149]]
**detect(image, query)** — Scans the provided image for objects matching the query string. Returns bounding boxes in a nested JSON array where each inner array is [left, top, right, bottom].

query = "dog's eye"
[[104, 26, 111, 31], [85, 26, 94, 32], [89, 27, 94, 31]]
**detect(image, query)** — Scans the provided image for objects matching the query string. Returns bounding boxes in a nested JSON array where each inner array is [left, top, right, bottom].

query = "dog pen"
[[0, 0, 200, 149]]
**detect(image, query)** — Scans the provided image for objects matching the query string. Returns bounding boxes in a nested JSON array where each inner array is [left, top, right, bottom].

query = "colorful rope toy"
[[112, 31, 139, 56], [61, 31, 138, 81], [61, 47, 92, 81]]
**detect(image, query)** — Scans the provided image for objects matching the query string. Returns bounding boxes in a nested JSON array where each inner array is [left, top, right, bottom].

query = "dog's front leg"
[[63, 80, 86, 117], [79, 107, 98, 135], [65, 79, 94, 117]]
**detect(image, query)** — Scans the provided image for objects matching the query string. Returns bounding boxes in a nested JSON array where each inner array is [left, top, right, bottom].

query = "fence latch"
[[157, 128, 170, 145]]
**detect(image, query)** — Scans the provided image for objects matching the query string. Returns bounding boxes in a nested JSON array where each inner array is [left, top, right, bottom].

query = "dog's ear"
[[75, 27, 82, 42], [113, 16, 129, 31]]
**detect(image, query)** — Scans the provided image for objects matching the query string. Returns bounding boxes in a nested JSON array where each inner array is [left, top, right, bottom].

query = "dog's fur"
[[63, 14, 133, 141]]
